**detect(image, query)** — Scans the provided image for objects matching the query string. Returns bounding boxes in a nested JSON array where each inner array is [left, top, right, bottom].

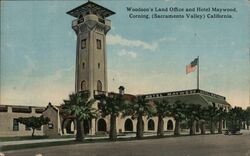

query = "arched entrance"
[[124, 119, 133, 131], [62, 119, 75, 134], [97, 119, 107, 132], [167, 120, 173, 130], [148, 119, 155, 131]]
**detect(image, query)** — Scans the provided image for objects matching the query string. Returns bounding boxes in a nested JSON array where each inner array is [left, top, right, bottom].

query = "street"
[[3, 131, 250, 156]]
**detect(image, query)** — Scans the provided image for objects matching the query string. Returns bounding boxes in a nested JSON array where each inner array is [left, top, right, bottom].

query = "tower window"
[[83, 62, 85, 69], [81, 39, 86, 49], [96, 39, 101, 49], [97, 80, 102, 91], [98, 63, 100, 69], [81, 80, 87, 91]]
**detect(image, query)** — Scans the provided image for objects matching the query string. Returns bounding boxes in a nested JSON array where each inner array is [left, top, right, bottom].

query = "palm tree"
[[98, 93, 123, 141], [226, 106, 243, 134], [205, 105, 218, 134], [62, 92, 97, 142], [169, 101, 187, 136], [216, 107, 227, 134], [122, 96, 155, 139], [154, 100, 171, 137], [199, 107, 208, 135], [185, 104, 202, 135], [244, 107, 250, 130]]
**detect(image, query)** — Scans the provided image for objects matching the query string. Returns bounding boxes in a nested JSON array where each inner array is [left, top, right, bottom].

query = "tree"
[[98, 93, 123, 141], [244, 107, 250, 130], [204, 105, 218, 134], [122, 96, 155, 139], [199, 107, 208, 135], [154, 100, 171, 137], [168, 101, 187, 136], [216, 107, 227, 134], [18, 115, 50, 137], [226, 106, 244, 134], [62, 91, 97, 142], [185, 104, 202, 135]]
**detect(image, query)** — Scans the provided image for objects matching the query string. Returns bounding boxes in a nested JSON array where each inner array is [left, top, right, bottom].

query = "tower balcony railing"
[[94, 90, 106, 99], [98, 18, 105, 24], [72, 15, 111, 27], [94, 90, 106, 96], [72, 19, 78, 27], [104, 19, 111, 27]]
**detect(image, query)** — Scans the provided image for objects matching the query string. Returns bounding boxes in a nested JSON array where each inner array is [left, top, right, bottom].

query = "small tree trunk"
[[200, 120, 206, 135], [136, 114, 143, 139], [247, 120, 249, 130], [32, 128, 35, 137], [189, 120, 195, 135], [218, 119, 223, 134], [109, 114, 117, 141], [157, 115, 164, 137], [174, 119, 180, 136], [76, 118, 84, 142], [210, 119, 215, 134], [196, 121, 200, 133], [243, 121, 246, 129]]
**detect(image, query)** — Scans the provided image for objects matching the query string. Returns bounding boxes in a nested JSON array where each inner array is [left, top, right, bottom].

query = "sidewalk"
[[0, 130, 211, 147], [0, 133, 155, 147], [0, 138, 75, 147]]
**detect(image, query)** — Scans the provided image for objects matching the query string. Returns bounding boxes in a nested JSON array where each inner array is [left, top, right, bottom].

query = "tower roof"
[[67, 1, 115, 18]]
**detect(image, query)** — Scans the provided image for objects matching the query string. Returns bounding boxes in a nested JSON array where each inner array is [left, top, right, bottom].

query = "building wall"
[[74, 14, 109, 97], [0, 106, 44, 137], [91, 114, 175, 134], [42, 105, 61, 136]]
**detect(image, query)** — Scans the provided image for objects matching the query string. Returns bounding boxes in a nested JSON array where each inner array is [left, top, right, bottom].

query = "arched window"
[[81, 80, 87, 91], [82, 62, 85, 69], [124, 119, 133, 131], [167, 120, 173, 130], [97, 80, 102, 91], [148, 119, 155, 131], [97, 119, 107, 132]]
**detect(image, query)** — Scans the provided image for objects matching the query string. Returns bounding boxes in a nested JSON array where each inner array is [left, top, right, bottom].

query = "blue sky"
[[1, 0, 249, 108]]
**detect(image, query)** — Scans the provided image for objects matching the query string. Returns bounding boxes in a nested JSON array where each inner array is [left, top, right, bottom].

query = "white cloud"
[[107, 34, 176, 51], [107, 34, 157, 51], [45, 65, 74, 81], [118, 49, 137, 59]]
